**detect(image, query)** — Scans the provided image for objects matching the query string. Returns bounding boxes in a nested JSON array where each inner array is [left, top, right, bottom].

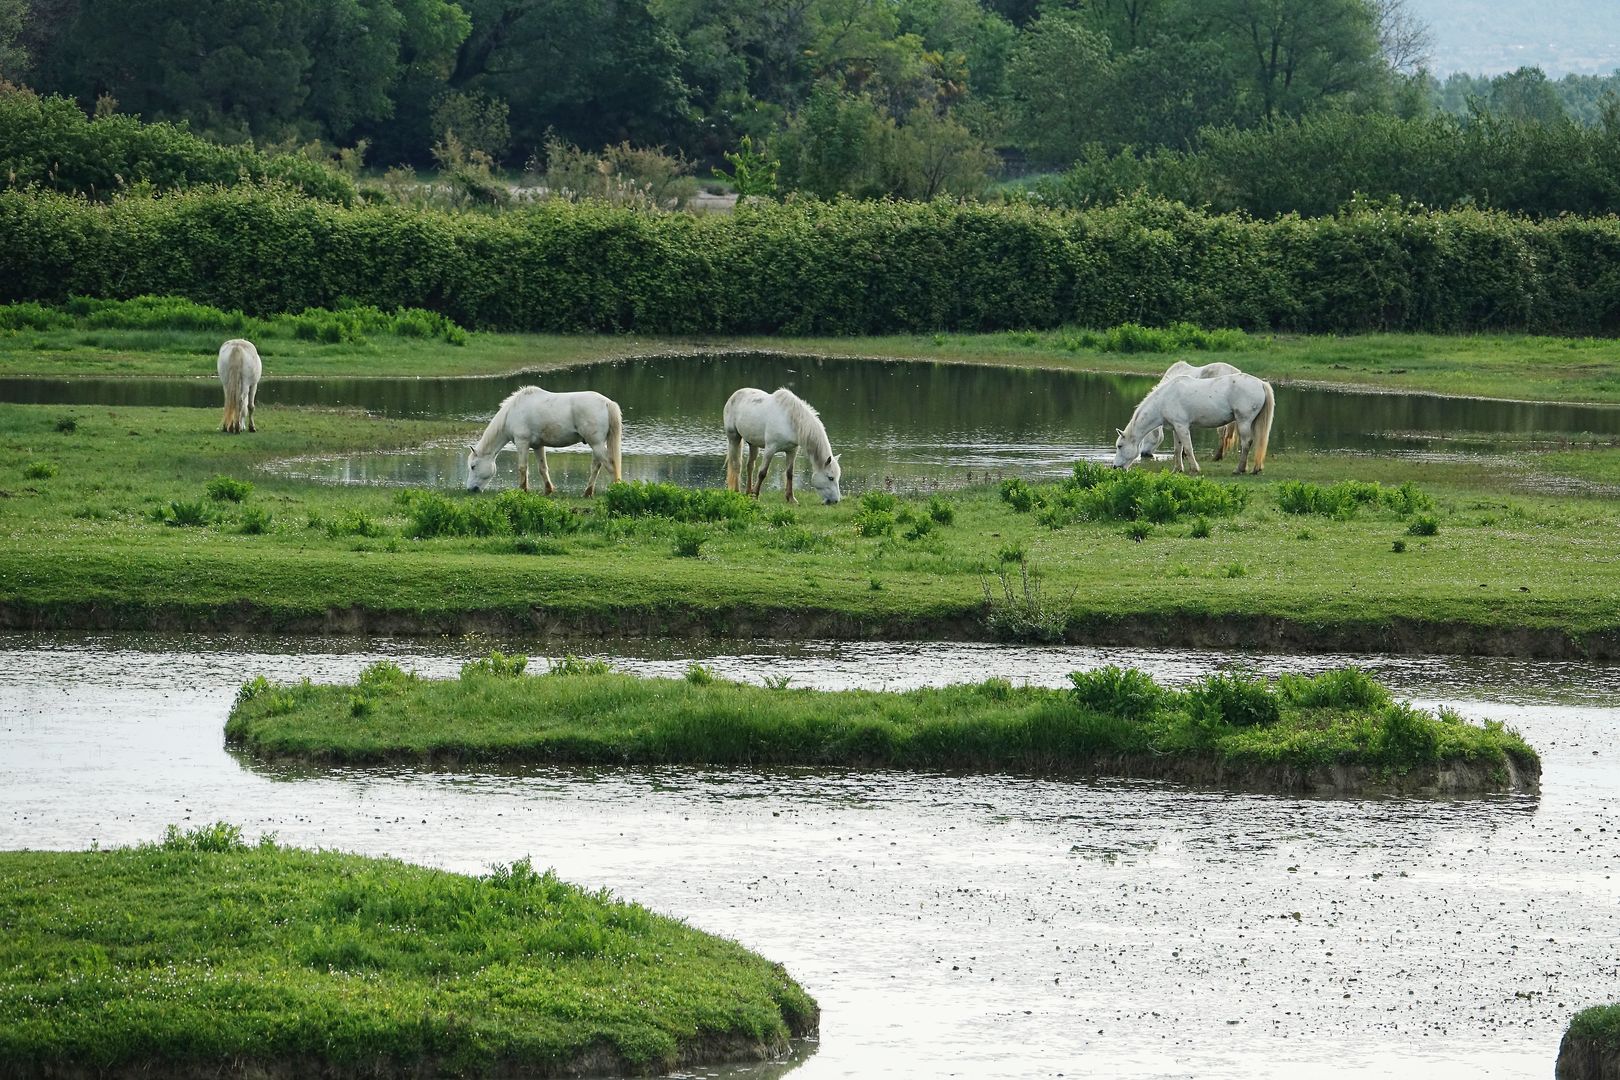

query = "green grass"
[[0, 827, 817, 1078], [225, 662, 1537, 792], [4, 402, 1620, 651], [1566, 1004, 1620, 1051], [7, 308, 1620, 407]]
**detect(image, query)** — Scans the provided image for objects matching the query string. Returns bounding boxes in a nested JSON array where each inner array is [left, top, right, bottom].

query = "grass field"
[[3, 398, 1620, 653], [224, 661, 1539, 794], [0, 826, 817, 1078]]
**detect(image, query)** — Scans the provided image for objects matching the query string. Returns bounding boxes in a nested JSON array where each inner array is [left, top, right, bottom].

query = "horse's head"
[[466, 447, 498, 492], [1111, 428, 1142, 470], [809, 453, 842, 504]]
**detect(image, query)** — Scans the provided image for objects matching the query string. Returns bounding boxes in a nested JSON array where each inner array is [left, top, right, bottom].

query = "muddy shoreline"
[[4, 599, 1614, 661]]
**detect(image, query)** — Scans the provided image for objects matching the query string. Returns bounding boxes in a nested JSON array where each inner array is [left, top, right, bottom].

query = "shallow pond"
[[3, 633, 1616, 1079], [7, 354, 1619, 490]]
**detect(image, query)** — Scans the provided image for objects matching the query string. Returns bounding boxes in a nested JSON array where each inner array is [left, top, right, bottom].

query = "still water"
[[6, 354, 1618, 489], [3, 633, 1616, 1079]]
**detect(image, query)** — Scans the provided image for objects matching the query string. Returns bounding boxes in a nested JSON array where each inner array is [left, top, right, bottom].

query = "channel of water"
[[3, 633, 1616, 1080], [8, 353, 1619, 490]]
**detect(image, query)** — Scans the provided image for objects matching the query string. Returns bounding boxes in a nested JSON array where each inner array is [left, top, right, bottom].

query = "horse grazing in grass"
[[466, 386, 622, 496], [1112, 372, 1274, 475], [724, 387, 842, 504], [1140, 360, 1243, 461], [217, 339, 262, 434]]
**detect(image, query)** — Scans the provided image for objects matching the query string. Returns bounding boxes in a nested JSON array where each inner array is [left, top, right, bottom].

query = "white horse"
[[1112, 372, 1274, 475], [466, 386, 622, 496], [1141, 360, 1243, 461], [724, 387, 842, 504], [217, 339, 262, 434]]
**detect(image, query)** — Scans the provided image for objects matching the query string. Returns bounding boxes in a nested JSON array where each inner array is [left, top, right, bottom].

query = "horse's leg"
[[784, 450, 798, 504], [246, 380, 258, 433], [583, 443, 605, 498], [726, 430, 743, 492], [755, 449, 776, 499], [1211, 422, 1229, 461], [744, 444, 761, 496], [538, 446, 555, 496], [1233, 420, 1254, 475], [518, 445, 530, 492], [1175, 425, 1201, 474]]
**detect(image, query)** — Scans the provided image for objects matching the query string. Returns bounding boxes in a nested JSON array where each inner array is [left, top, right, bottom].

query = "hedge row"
[[3, 186, 1620, 334], [0, 88, 357, 205]]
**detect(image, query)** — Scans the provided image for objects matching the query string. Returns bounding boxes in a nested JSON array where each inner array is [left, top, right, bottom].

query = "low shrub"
[[236, 507, 273, 535], [1278, 667, 1391, 710], [546, 656, 614, 677], [205, 475, 253, 502], [1276, 480, 1435, 518], [325, 510, 385, 539], [1069, 665, 1168, 721], [1187, 671, 1280, 728], [1004, 461, 1246, 527], [460, 650, 528, 679], [158, 499, 213, 527], [602, 482, 756, 523], [400, 489, 578, 538], [853, 509, 895, 537], [671, 525, 706, 558], [684, 662, 716, 686], [926, 497, 955, 525], [1406, 514, 1440, 536], [22, 461, 56, 479]]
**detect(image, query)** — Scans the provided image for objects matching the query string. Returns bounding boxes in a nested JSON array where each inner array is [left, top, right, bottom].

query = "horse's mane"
[[772, 387, 833, 462], [475, 385, 542, 454], [1124, 378, 1178, 438]]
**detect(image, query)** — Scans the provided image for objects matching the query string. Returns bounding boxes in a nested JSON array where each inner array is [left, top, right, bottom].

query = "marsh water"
[[7, 353, 1620, 490], [3, 633, 1617, 1080]]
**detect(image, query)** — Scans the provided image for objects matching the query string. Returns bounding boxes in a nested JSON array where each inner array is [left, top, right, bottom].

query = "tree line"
[[0, 0, 1617, 211]]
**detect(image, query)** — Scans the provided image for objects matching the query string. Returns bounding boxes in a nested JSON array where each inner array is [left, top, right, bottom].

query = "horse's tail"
[[220, 341, 247, 432], [606, 398, 623, 483], [723, 401, 740, 491], [1251, 381, 1275, 472]]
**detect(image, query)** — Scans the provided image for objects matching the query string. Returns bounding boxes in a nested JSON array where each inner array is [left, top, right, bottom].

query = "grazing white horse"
[[1141, 360, 1243, 461], [466, 385, 622, 496], [217, 338, 262, 434], [724, 387, 842, 504], [1112, 372, 1274, 475]]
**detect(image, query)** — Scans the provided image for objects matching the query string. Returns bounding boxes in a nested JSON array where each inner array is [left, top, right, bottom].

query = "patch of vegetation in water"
[[226, 661, 1538, 792], [0, 826, 818, 1079]]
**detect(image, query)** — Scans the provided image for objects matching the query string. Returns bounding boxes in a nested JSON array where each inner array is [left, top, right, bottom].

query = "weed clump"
[[1276, 480, 1434, 518], [1002, 462, 1246, 527], [205, 475, 253, 502], [460, 650, 528, 679], [1070, 665, 1168, 721], [1187, 671, 1281, 728], [602, 481, 755, 523], [23, 461, 56, 479]]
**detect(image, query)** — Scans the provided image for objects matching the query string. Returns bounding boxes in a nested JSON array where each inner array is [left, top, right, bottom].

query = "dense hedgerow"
[[3, 186, 1620, 334], [0, 87, 357, 204]]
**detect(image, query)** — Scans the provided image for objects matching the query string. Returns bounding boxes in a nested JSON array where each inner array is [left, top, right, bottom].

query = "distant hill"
[[1410, 0, 1620, 74]]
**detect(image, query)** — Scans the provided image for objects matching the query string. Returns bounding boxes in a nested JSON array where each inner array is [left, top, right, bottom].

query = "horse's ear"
[[1115, 428, 1125, 438], [831, 453, 841, 465]]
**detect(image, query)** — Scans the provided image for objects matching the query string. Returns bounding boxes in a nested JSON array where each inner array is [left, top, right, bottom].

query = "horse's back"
[[217, 338, 261, 381], [724, 387, 779, 441]]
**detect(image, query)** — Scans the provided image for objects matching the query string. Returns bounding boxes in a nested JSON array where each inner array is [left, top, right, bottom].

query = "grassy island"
[[0, 826, 817, 1080], [1558, 1005, 1620, 1079], [226, 660, 1539, 796]]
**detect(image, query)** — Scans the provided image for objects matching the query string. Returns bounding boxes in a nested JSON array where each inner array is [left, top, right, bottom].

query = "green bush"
[[400, 490, 577, 538], [1407, 514, 1441, 536], [1278, 667, 1391, 711], [0, 86, 356, 204], [1069, 666, 1168, 722], [205, 475, 253, 502], [236, 506, 272, 535], [22, 461, 56, 480], [1276, 480, 1435, 519], [460, 651, 528, 679], [1003, 462, 1246, 527], [6, 187, 1620, 335], [1187, 671, 1281, 728], [602, 482, 756, 523]]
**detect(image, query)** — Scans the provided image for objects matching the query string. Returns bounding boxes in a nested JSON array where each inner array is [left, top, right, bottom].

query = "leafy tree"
[[449, 0, 693, 157], [1196, 0, 1387, 122], [0, 0, 25, 82], [1485, 66, 1566, 126], [1007, 10, 1116, 165]]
